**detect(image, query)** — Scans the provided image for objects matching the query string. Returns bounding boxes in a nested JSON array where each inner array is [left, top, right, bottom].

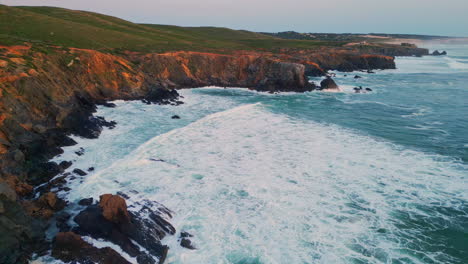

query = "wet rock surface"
[[319, 77, 339, 90], [52, 232, 131, 264], [70, 194, 175, 264]]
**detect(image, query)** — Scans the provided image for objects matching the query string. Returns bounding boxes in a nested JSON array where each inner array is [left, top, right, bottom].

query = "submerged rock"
[[171, 115, 181, 119], [432, 50, 447, 56], [354, 75, 362, 79], [75, 147, 85, 156], [78, 197, 94, 206], [73, 168, 87, 176]]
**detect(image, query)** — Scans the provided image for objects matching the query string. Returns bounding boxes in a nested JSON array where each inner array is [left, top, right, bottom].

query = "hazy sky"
[[2, 0, 467, 36]]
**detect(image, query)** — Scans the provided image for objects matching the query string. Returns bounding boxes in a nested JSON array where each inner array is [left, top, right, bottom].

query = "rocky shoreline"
[[0, 42, 429, 263]]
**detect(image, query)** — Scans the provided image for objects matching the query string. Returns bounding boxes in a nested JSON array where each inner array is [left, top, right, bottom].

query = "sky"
[[1, 0, 467, 37]]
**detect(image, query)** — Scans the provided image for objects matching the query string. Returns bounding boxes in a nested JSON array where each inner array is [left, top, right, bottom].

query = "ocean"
[[46, 43, 468, 263]]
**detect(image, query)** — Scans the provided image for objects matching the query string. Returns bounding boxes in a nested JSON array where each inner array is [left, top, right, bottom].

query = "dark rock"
[[78, 197, 94, 206], [88, 167, 95, 172], [180, 238, 196, 250], [171, 115, 181, 119], [432, 50, 447, 56], [73, 168, 87, 176], [367, 70, 375, 74], [73, 195, 173, 263], [50, 175, 67, 187], [319, 77, 339, 90], [59, 161, 72, 170], [99, 101, 117, 108], [136, 254, 157, 264], [75, 147, 85, 156], [73, 204, 142, 257], [180, 231, 193, 238], [145, 88, 180, 105], [56, 212, 72, 232], [28, 161, 63, 186], [365, 88, 372, 91], [52, 232, 131, 264], [354, 75, 362, 79], [59, 187, 71, 192], [116, 191, 130, 199]]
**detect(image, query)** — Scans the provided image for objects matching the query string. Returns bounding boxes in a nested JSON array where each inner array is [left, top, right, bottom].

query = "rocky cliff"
[[0, 42, 429, 263]]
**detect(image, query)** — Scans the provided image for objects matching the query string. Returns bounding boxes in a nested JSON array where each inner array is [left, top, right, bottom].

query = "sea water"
[[49, 43, 468, 264]]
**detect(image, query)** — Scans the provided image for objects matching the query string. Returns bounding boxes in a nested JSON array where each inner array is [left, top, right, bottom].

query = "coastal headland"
[[0, 4, 447, 263]]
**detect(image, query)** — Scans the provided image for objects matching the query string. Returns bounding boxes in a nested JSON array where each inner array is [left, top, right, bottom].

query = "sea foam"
[[62, 102, 467, 264]]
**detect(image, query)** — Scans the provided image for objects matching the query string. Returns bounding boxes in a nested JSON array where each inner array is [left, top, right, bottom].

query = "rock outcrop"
[[432, 50, 447, 56], [70, 194, 174, 264], [319, 77, 339, 90]]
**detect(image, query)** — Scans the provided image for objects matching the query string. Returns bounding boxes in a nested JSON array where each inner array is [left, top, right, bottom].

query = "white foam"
[[64, 103, 467, 264], [446, 57, 468, 70]]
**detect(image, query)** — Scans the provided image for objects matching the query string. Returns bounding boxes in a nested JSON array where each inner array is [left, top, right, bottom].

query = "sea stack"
[[320, 77, 340, 91]]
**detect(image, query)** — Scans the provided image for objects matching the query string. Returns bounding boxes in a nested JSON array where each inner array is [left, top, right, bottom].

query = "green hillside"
[[0, 5, 340, 53]]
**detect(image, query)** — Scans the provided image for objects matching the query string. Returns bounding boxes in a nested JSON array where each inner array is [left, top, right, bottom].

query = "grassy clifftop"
[[0, 5, 341, 53]]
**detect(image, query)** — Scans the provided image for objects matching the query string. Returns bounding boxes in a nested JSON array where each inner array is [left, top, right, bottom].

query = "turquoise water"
[[50, 44, 468, 264]]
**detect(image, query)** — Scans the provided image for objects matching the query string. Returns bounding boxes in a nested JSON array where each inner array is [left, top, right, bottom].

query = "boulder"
[[320, 77, 339, 90], [73, 168, 87, 176], [59, 161, 72, 170], [180, 238, 196, 250], [99, 194, 131, 224]]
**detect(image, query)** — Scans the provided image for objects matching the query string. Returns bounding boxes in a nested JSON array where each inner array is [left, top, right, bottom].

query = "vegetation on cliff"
[[0, 5, 341, 53]]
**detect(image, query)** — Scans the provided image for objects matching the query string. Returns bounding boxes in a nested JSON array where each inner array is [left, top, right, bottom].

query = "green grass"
[[0, 5, 343, 53]]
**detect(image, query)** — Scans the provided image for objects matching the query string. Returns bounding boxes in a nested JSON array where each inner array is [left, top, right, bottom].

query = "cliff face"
[[135, 51, 312, 92], [0, 43, 427, 263]]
